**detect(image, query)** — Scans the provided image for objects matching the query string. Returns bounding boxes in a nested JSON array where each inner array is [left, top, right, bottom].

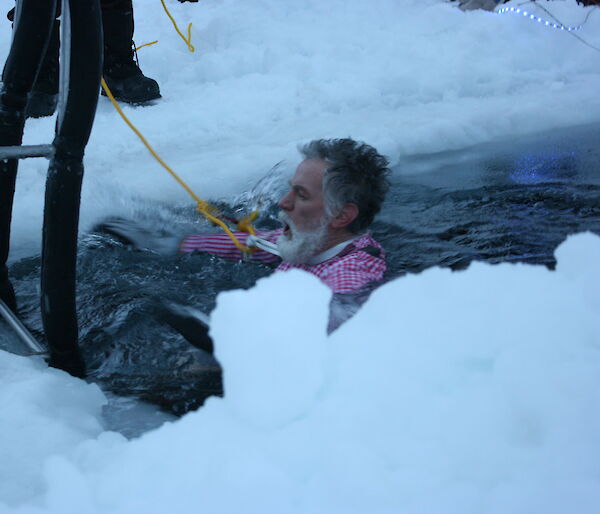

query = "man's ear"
[[330, 203, 359, 230]]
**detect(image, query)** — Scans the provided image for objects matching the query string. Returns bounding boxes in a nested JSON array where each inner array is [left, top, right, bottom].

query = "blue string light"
[[497, 6, 584, 31]]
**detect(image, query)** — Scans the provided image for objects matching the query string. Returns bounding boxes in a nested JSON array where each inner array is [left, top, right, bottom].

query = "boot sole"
[[100, 87, 162, 106], [26, 91, 58, 118]]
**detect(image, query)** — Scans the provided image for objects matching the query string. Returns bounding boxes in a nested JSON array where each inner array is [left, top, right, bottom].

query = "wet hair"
[[299, 138, 391, 234]]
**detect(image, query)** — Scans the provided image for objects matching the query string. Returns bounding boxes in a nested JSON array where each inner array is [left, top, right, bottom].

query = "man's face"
[[276, 158, 330, 263], [278, 158, 328, 235]]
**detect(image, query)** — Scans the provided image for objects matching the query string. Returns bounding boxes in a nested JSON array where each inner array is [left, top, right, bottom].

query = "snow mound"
[[1, 232, 599, 513]]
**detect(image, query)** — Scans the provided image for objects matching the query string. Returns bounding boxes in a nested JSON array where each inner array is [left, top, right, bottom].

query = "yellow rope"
[[160, 0, 195, 53], [100, 77, 256, 253], [135, 40, 159, 51], [236, 211, 258, 236]]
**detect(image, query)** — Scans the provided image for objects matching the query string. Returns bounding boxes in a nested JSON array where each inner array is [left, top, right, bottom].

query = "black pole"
[[41, 0, 103, 378], [0, 0, 57, 312]]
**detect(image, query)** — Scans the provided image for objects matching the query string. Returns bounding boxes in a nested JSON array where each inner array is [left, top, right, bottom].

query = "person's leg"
[[101, 0, 161, 104], [6, 6, 60, 118], [7, 1, 160, 112], [26, 19, 60, 118]]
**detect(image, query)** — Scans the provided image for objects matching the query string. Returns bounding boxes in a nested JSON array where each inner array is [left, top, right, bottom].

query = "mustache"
[[278, 211, 295, 230], [278, 211, 331, 234]]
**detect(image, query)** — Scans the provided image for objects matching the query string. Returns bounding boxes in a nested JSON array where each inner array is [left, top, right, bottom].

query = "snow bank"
[[0, 355, 106, 508], [2, 1, 599, 509], [2, 0, 600, 260], [1, 232, 599, 513]]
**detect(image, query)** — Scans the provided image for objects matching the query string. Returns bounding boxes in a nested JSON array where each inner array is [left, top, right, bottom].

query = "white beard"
[[276, 212, 329, 264]]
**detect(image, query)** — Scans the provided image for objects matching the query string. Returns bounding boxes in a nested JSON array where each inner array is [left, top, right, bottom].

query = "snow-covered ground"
[[1, 0, 600, 512], [5, 0, 600, 260]]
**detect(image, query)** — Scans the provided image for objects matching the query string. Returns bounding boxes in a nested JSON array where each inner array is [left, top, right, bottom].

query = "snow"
[[1, 0, 600, 512], [0, 354, 107, 507], [2, 233, 600, 513]]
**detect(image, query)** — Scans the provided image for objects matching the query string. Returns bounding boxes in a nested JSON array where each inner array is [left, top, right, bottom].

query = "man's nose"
[[278, 190, 293, 211]]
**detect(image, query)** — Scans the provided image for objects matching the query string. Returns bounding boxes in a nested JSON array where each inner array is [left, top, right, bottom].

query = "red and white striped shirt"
[[180, 229, 386, 294]]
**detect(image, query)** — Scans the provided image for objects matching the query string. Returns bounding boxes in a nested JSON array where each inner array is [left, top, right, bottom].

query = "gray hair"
[[299, 138, 391, 234]]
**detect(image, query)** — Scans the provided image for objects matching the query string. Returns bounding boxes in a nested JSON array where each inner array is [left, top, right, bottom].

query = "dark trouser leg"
[[1, 0, 48, 311], [6, 7, 59, 118], [101, 0, 133, 9], [26, 19, 60, 118], [101, 0, 161, 104], [7, 1, 160, 111], [0, 167, 18, 312], [0, 109, 18, 312]]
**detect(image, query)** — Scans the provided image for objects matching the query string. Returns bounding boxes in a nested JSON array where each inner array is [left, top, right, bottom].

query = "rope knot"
[[236, 211, 259, 235]]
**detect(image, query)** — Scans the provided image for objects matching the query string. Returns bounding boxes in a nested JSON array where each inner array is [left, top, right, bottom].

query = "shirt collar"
[[306, 234, 365, 265]]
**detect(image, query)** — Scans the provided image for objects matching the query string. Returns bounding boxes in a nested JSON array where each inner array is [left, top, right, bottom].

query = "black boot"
[[101, 8, 161, 104], [26, 19, 60, 118]]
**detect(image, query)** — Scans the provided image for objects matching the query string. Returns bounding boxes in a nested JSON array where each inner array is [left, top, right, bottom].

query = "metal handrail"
[[0, 0, 103, 377], [0, 298, 46, 355], [0, 144, 53, 160]]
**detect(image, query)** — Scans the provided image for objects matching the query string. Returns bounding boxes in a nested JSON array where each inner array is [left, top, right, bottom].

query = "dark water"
[[379, 122, 600, 276], [2, 122, 600, 423]]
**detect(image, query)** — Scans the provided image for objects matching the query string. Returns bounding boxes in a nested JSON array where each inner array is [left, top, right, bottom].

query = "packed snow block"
[[211, 270, 330, 429], [311, 235, 600, 513], [555, 231, 600, 278], [2, 234, 600, 513], [0, 352, 106, 507], [555, 232, 600, 314]]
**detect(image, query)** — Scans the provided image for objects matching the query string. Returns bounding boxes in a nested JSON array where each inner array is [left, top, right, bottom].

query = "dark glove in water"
[[95, 218, 180, 256]]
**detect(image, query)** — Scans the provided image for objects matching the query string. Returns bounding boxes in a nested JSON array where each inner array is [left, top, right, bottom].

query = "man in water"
[[101, 138, 390, 337], [182, 139, 389, 294], [106, 138, 389, 292]]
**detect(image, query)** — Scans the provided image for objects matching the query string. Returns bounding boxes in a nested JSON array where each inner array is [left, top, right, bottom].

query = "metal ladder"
[[0, 0, 103, 377]]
